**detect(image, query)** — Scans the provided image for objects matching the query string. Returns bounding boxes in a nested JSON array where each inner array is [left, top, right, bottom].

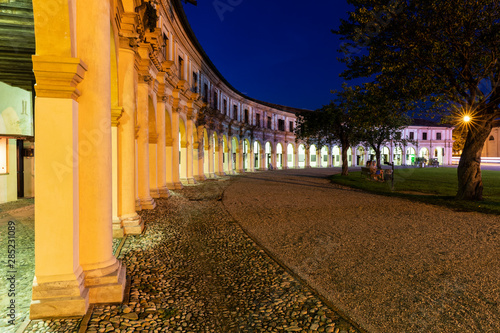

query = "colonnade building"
[[0, 0, 456, 318]]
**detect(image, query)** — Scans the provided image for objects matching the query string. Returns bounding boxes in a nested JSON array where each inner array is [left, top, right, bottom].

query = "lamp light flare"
[[463, 115, 471, 123]]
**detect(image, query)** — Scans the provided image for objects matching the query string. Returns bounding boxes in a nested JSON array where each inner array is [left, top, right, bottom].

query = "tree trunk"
[[375, 148, 382, 169], [456, 121, 493, 200], [341, 142, 350, 176]]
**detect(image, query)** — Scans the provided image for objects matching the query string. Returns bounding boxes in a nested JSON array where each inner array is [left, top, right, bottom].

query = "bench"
[[360, 167, 371, 178]]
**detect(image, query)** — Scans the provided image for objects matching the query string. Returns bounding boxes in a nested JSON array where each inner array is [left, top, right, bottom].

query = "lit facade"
[[22, 0, 457, 318]]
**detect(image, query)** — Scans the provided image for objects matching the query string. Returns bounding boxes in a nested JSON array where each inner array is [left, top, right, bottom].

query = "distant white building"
[[482, 126, 499, 158], [330, 119, 455, 167]]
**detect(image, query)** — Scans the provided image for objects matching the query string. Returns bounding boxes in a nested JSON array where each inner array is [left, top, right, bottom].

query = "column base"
[[187, 177, 197, 184], [208, 173, 217, 178], [237, 169, 245, 173], [84, 261, 126, 304], [139, 196, 156, 210], [150, 188, 160, 199], [135, 199, 142, 212], [112, 217, 124, 238], [122, 213, 144, 235], [30, 270, 89, 319], [216, 172, 226, 177], [194, 175, 206, 181], [158, 187, 170, 198]]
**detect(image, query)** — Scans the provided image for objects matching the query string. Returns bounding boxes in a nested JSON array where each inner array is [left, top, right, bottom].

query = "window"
[[178, 56, 183, 79], [213, 91, 218, 110], [436, 132, 442, 140], [278, 119, 285, 131], [0, 138, 7, 174], [233, 105, 238, 119], [162, 33, 168, 59], [422, 132, 427, 140], [256, 114, 261, 127], [192, 72, 198, 93], [244, 109, 249, 123], [223, 99, 227, 114], [267, 116, 272, 129], [203, 83, 208, 102], [289, 121, 294, 132], [409, 132, 414, 140], [489, 135, 495, 141], [394, 132, 402, 140]]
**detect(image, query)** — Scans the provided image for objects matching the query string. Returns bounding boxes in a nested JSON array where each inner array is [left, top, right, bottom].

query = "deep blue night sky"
[[182, 1, 355, 110]]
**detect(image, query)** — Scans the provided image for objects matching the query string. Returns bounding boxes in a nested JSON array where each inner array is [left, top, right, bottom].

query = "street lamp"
[[463, 115, 471, 123]]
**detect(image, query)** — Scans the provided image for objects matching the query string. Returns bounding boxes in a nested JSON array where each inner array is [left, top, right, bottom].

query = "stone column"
[[236, 141, 244, 173], [30, 56, 89, 318], [186, 113, 196, 183], [227, 137, 235, 175], [217, 137, 225, 176], [156, 95, 170, 197], [260, 148, 266, 170], [76, 0, 125, 305], [317, 149, 321, 168], [195, 127, 206, 181], [283, 142, 288, 169], [294, 146, 299, 169], [111, 107, 123, 237], [208, 139, 215, 178], [170, 106, 183, 189], [248, 144, 254, 172], [137, 76, 155, 208], [328, 147, 333, 167], [117, 44, 143, 235], [305, 146, 311, 168], [148, 90, 160, 199]]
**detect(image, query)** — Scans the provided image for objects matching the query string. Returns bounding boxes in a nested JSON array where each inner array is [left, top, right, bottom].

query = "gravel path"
[[223, 168, 500, 333]]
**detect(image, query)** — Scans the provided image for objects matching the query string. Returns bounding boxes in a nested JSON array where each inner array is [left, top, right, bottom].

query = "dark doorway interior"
[[17, 139, 24, 198]]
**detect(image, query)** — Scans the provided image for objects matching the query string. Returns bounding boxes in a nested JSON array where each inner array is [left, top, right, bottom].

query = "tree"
[[335, 0, 500, 200], [352, 84, 412, 169], [295, 85, 362, 176]]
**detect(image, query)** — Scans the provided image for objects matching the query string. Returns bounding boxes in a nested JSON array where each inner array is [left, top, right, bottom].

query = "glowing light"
[[463, 115, 471, 123]]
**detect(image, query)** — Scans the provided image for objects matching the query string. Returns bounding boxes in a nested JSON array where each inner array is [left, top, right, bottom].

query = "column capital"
[[111, 106, 124, 127], [32, 56, 88, 100]]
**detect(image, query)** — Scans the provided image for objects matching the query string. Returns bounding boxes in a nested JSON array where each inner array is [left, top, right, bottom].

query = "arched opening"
[[356, 146, 365, 166], [265, 142, 272, 169], [419, 147, 430, 163], [321, 146, 329, 167], [332, 146, 341, 167], [382, 146, 391, 164], [232, 136, 239, 171], [298, 144, 306, 168], [243, 139, 250, 170], [276, 143, 283, 169], [254, 141, 261, 170], [287, 143, 294, 168], [310, 145, 317, 167], [223, 135, 229, 173], [347, 147, 353, 166], [434, 147, 444, 165], [406, 147, 416, 165]]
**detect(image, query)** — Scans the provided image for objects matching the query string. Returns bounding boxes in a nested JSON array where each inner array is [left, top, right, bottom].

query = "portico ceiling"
[[0, 0, 35, 91]]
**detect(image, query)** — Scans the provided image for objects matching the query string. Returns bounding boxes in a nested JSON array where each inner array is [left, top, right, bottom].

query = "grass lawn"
[[330, 167, 500, 215]]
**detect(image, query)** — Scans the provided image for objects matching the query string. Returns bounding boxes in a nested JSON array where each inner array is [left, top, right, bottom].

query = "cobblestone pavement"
[[18, 177, 361, 332], [223, 168, 500, 333], [0, 199, 34, 333]]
